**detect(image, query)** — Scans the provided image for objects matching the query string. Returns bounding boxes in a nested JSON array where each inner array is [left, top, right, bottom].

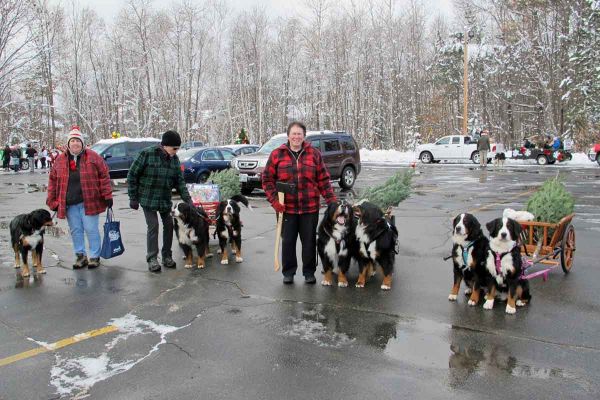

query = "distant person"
[[2, 144, 10, 171], [40, 146, 48, 169], [25, 144, 37, 173], [10, 146, 21, 172], [127, 130, 193, 273], [477, 129, 491, 167], [46, 126, 113, 269]]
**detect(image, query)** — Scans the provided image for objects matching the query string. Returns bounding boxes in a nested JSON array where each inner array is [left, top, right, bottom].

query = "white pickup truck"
[[417, 135, 498, 164]]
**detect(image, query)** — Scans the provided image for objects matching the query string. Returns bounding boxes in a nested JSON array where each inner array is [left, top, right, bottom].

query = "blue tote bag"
[[100, 208, 125, 259]]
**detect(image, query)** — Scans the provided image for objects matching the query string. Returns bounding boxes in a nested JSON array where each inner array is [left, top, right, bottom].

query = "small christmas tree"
[[526, 176, 574, 226], [358, 170, 413, 211], [209, 169, 241, 200]]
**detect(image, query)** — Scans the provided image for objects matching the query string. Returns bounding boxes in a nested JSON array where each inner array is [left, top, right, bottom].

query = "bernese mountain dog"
[[9, 209, 54, 277], [353, 201, 398, 290], [484, 217, 531, 314], [317, 200, 355, 287], [172, 202, 210, 269], [450, 213, 490, 305], [493, 152, 506, 167], [215, 194, 251, 265]]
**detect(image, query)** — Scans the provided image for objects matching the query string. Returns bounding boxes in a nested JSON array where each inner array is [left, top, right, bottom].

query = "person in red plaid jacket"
[[262, 122, 337, 284], [47, 126, 113, 269]]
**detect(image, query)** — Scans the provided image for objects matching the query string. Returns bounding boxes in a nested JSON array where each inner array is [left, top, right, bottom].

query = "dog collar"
[[461, 241, 475, 268], [492, 244, 518, 275]]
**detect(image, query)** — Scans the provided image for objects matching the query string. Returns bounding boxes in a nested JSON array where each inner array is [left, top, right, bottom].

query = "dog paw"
[[448, 294, 458, 301], [337, 281, 348, 288], [355, 283, 365, 288], [464, 288, 472, 295], [22, 272, 30, 278], [37, 269, 47, 275], [321, 280, 332, 286], [380, 284, 391, 290], [14, 265, 20, 269], [505, 304, 516, 314], [516, 300, 526, 307], [235, 257, 243, 263], [217, 249, 222, 254], [483, 299, 494, 310], [467, 299, 477, 306], [197, 264, 205, 269], [221, 259, 229, 265], [184, 264, 193, 269]]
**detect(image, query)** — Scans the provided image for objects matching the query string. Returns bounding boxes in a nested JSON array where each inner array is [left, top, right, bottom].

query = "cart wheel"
[[560, 224, 575, 273]]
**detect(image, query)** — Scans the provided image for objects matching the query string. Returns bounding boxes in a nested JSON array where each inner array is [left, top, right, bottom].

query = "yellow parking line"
[[0, 325, 118, 367], [468, 188, 538, 214]]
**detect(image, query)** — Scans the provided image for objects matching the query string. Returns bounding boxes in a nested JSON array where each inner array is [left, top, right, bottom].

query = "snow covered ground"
[[360, 149, 596, 167]]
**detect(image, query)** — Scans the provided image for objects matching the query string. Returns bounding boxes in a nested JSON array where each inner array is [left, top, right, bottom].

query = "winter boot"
[[162, 256, 176, 269], [148, 258, 161, 273], [88, 257, 100, 269], [73, 253, 88, 269]]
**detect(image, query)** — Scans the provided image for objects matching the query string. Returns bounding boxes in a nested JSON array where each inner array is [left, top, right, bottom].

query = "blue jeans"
[[66, 203, 101, 258]]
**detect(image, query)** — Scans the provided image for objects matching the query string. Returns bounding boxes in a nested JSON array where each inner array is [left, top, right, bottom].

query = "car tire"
[[339, 166, 356, 189], [536, 155, 548, 165], [471, 151, 480, 164], [419, 151, 433, 164], [20, 160, 29, 170], [197, 172, 210, 183], [241, 187, 253, 195]]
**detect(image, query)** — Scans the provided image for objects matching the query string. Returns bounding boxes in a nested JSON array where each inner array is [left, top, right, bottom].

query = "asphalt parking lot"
[[0, 163, 599, 399]]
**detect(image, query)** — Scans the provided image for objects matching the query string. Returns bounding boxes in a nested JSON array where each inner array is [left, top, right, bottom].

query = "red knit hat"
[[68, 125, 84, 146]]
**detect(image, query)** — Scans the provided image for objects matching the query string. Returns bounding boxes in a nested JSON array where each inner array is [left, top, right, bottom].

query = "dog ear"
[[486, 219, 499, 235], [469, 214, 481, 235], [452, 214, 461, 227], [508, 218, 522, 240]]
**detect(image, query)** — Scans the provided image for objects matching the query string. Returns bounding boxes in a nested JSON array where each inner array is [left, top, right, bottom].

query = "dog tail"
[[231, 194, 251, 210]]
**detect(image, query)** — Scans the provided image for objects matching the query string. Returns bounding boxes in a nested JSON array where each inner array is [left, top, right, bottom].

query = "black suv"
[[232, 130, 361, 194]]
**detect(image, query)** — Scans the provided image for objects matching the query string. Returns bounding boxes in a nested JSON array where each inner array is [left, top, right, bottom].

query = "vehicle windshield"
[[178, 149, 200, 161], [258, 136, 287, 154], [91, 143, 112, 154]]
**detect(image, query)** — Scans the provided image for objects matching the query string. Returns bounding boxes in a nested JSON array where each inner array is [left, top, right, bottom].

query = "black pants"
[[281, 212, 319, 278], [143, 208, 173, 262]]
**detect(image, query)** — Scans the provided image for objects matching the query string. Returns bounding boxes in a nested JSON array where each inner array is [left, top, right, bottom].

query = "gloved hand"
[[272, 201, 285, 214], [105, 198, 113, 208], [129, 200, 139, 210]]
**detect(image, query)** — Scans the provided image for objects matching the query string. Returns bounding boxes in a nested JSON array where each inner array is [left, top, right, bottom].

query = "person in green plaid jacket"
[[127, 130, 192, 272]]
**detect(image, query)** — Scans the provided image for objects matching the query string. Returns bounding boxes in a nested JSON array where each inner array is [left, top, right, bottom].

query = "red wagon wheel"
[[560, 224, 576, 273]]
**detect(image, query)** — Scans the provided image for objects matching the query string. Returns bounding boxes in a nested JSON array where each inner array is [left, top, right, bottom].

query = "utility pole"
[[460, 29, 474, 136]]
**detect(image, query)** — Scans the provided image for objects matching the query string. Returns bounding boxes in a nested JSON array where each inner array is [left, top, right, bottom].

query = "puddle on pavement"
[[281, 302, 582, 388], [2, 182, 47, 193]]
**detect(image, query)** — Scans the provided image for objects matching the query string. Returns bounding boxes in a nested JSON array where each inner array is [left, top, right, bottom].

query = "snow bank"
[[360, 149, 597, 167]]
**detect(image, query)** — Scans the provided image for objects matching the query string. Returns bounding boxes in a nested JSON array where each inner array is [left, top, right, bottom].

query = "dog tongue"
[[336, 216, 346, 225]]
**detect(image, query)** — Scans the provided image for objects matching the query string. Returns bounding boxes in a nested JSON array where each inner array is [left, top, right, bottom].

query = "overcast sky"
[[49, 0, 455, 25]]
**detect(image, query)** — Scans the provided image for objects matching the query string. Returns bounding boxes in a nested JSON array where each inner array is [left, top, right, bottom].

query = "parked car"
[[417, 135, 497, 164], [588, 143, 600, 165], [91, 137, 160, 178], [181, 141, 205, 150], [232, 130, 361, 195], [179, 147, 236, 183], [220, 144, 260, 156]]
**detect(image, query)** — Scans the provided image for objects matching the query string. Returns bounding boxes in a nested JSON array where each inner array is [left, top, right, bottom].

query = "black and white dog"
[[450, 213, 490, 305], [172, 202, 210, 269], [484, 217, 531, 314], [215, 194, 250, 265], [10, 209, 54, 277], [317, 200, 355, 287], [353, 201, 398, 290]]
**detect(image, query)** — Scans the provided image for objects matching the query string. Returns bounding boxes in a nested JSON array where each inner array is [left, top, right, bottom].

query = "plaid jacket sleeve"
[[127, 150, 146, 201], [261, 151, 279, 205], [314, 150, 336, 204], [94, 152, 112, 200]]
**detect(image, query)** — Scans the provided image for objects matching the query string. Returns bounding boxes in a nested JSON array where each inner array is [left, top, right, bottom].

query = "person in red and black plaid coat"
[[262, 122, 337, 284], [47, 126, 113, 269]]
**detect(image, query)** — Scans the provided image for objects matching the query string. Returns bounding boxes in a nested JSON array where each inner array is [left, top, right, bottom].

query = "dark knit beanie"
[[161, 130, 182, 147]]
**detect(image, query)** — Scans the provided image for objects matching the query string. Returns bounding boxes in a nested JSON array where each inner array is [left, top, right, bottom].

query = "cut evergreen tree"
[[526, 176, 574, 225], [209, 169, 241, 200], [357, 170, 413, 211]]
